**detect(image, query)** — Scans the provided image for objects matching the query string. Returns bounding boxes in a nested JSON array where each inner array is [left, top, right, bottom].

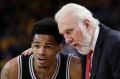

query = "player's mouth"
[[38, 57, 46, 64]]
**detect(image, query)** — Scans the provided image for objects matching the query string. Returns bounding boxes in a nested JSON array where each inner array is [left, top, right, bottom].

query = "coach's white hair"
[[55, 3, 100, 28]]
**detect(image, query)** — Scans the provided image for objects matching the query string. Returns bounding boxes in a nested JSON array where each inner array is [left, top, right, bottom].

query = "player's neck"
[[34, 58, 57, 79]]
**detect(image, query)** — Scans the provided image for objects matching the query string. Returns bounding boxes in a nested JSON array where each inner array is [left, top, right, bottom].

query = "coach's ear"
[[84, 19, 95, 35], [83, 19, 91, 29]]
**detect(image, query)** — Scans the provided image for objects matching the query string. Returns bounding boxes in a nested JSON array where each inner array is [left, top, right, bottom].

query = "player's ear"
[[56, 43, 62, 53], [58, 43, 62, 51]]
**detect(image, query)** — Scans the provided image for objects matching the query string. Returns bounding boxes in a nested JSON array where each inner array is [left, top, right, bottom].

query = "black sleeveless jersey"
[[17, 53, 73, 79]]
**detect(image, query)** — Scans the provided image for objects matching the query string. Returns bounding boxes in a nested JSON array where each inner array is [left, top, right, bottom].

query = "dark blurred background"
[[0, 0, 120, 73]]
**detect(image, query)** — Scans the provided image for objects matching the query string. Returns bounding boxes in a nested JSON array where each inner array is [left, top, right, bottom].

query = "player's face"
[[31, 34, 61, 68]]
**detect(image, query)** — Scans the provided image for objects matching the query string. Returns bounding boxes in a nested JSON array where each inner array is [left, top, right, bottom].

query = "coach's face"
[[31, 34, 61, 68], [57, 14, 93, 55]]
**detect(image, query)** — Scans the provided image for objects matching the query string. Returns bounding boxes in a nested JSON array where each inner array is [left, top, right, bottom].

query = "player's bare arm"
[[1, 57, 18, 79], [70, 56, 82, 79]]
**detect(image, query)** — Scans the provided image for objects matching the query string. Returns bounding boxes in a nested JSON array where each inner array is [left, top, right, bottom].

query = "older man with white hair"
[[55, 3, 120, 79]]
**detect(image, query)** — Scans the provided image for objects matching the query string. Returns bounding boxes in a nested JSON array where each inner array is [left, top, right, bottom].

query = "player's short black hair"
[[32, 18, 63, 44]]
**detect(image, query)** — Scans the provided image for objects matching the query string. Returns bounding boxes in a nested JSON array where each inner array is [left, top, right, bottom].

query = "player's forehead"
[[33, 34, 57, 45]]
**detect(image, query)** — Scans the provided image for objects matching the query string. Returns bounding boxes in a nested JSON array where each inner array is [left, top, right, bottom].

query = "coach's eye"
[[66, 29, 72, 34]]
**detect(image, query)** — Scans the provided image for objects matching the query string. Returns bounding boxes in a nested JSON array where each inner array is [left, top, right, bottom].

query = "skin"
[[0, 57, 18, 79], [31, 34, 60, 79], [57, 13, 95, 55], [1, 34, 82, 79]]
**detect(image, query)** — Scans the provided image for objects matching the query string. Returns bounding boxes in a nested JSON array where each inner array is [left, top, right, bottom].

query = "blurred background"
[[0, 0, 120, 74]]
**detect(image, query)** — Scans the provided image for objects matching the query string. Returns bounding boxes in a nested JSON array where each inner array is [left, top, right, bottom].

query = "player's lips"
[[38, 57, 46, 64]]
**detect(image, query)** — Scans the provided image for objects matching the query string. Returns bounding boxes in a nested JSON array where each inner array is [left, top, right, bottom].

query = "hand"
[[22, 48, 33, 56]]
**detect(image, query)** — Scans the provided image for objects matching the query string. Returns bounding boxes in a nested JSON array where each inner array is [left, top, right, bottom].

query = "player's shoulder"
[[70, 55, 81, 64], [6, 56, 18, 69], [2, 56, 18, 74], [61, 52, 81, 64], [69, 54, 82, 79], [1, 56, 19, 79]]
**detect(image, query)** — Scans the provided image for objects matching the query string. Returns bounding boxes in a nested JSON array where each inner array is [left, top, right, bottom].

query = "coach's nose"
[[64, 34, 73, 44]]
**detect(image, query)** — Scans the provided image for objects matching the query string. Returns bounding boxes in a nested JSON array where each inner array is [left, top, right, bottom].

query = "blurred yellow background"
[[0, 0, 120, 74]]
